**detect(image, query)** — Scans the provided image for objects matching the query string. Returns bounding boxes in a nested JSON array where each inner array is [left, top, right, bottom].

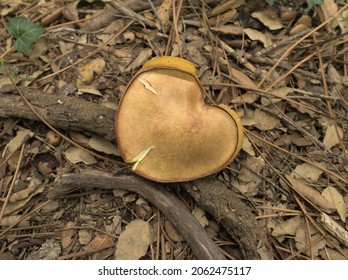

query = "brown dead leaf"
[[320, 117, 343, 148], [9, 177, 42, 203], [78, 229, 93, 245], [234, 181, 258, 196], [62, 3, 78, 21], [242, 137, 255, 156], [280, 9, 298, 22], [339, 10, 348, 40], [69, 131, 90, 147], [211, 0, 244, 16], [88, 135, 121, 156], [327, 64, 342, 84], [4, 182, 45, 215], [125, 48, 153, 72], [237, 156, 265, 195], [84, 234, 114, 251], [253, 106, 281, 131], [289, 23, 309, 35], [317, 0, 338, 28], [76, 58, 106, 87], [285, 175, 335, 211], [239, 156, 265, 183], [261, 87, 293, 105], [290, 15, 312, 35], [210, 24, 244, 35], [5, 128, 33, 156], [63, 146, 96, 165], [274, 134, 297, 146], [209, 9, 238, 25], [252, 9, 283, 30], [115, 219, 155, 260], [156, 0, 171, 31], [243, 28, 272, 47], [289, 99, 316, 117], [77, 86, 102, 96], [28, 38, 49, 59], [187, 45, 207, 66], [322, 186, 347, 222], [272, 216, 303, 242], [291, 162, 325, 181], [296, 15, 312, 27], [0, 156, 7, 179], [61, 221, 77, 250], [291, 137, 312, 147], [295, 220, 327, 258], [104, 215, 122, 235], [0, 215, 30, 227], [319, 247, 347, 260], [0, 1, 21, 16], [232, 91, 258, 105], [323, 123, 343, 149], [230, 67, 257, 89]]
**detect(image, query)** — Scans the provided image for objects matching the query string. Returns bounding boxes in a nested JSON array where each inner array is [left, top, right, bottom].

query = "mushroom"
[[115, 56, 243, 182]]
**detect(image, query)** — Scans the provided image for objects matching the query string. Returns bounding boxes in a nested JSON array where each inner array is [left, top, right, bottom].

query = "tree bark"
[[0, 85, 115, 141]]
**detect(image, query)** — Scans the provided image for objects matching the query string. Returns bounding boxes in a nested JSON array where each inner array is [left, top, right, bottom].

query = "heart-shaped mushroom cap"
[[116, 56, 243, 182]]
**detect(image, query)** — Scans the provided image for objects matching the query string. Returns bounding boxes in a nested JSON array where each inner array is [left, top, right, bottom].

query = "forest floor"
[[0, 0, 348, 260]]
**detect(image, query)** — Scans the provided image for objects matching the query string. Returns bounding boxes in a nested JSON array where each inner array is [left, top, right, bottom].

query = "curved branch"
[[49, 170, 226, 260]]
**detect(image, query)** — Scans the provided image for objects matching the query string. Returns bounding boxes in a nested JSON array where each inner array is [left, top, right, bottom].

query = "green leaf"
[[306, 0, 323, 9], [7, 16, 45, 53], [266, 0, 276, 5]]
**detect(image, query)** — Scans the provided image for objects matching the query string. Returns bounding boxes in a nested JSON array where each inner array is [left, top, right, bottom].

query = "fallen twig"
[[49, 170, 226, 260]]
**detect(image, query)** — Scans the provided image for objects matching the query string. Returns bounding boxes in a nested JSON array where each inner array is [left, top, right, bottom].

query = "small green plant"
[[7, 16, 45, 53], [266, 0, 323, 9], [307, 0, 324, 9]]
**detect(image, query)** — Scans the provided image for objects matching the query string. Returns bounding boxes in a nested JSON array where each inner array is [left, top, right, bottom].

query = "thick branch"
[[183, 179, 268, 259], [0, 85, 115, 141]]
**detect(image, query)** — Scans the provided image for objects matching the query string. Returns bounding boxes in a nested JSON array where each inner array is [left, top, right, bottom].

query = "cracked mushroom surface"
[[115, 56, 243, 182]]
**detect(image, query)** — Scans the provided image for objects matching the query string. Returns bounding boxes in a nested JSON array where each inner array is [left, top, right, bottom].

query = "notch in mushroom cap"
[[115, 56, 244, 183]]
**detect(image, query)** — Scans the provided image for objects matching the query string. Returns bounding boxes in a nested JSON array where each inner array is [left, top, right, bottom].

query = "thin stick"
[[50, 170, 226, 260], [37, 20, 134, 82], [8, 78, 121, 164], [314, 34, 348, 162], [257, 3, 348, 88], [109, 0, 155, 28], [0, 200, 51, 237], [245, 129, 348, 185], [0, 144, 25, 221]]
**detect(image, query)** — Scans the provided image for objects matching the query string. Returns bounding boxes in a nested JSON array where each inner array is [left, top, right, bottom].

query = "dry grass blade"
[[314, 35, 348, 162], [109, 1, 155, 28], [0, 144, 25, 222], [37, 20, 134, 82], [246, 130, 348, 185], [291, 194, 348, 260], [7, 79, 120, 164], [257, 3, 348, 88]]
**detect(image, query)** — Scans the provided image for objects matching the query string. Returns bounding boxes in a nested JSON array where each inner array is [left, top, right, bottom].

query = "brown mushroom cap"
[[116, 56, 243, 182]]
